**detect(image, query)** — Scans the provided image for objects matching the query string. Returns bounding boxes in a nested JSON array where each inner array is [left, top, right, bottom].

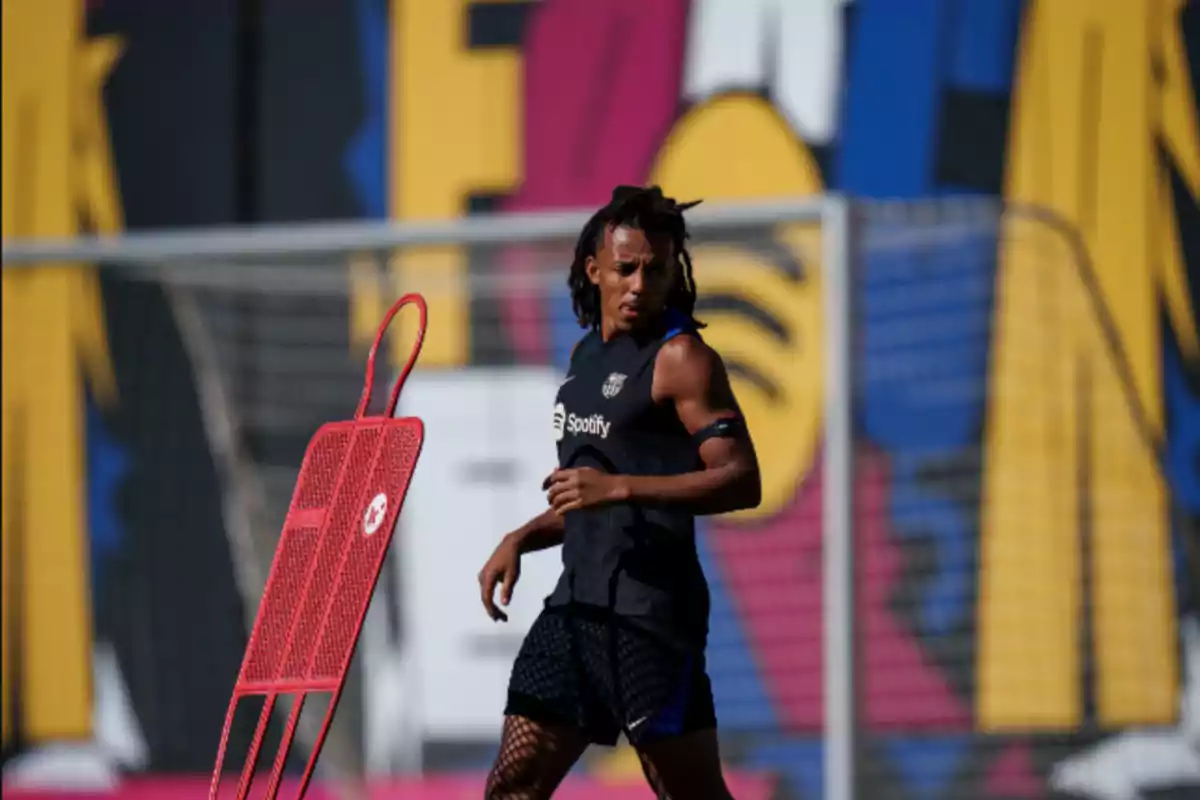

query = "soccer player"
[[478, 186, 762, 799]]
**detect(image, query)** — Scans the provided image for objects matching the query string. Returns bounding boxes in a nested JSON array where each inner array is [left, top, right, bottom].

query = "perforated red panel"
[[242, 525, 320, 684], [311, 422, 423, 680], [210, 293, 428, 800], [280, 425, 383, 682], [292, 427, 353, 510], [236, 419, 423, 691]]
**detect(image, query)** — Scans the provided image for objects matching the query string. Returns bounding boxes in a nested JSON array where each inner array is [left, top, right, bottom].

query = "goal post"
[[1, 195, 855, 798], [4, 196, 1178, 800]]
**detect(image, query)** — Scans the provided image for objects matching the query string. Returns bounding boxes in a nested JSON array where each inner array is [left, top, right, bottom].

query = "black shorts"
[[504, 604, 716, 747]]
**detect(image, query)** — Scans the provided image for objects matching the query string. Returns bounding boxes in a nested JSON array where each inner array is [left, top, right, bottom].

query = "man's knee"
[[485, 716, 584, 800], [485, 752, 546, 800], [636, 729, 732, 800]]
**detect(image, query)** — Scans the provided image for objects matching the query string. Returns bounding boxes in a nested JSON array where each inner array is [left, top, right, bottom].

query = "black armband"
[[692, 416, 747, 446]]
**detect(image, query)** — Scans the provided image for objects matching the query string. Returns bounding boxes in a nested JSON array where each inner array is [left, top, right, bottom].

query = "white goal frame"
[[2, 195, 857, 800]]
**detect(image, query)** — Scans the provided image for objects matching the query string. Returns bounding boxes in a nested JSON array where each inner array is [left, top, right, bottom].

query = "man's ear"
[[585, 255, 601, 286]]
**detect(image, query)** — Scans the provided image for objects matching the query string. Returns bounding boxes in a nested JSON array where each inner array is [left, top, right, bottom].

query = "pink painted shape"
[[706, 449, 969, 730], [500, 0, 691, 362], [2, 771, 775, 800], [984, 742, 1045, 798]]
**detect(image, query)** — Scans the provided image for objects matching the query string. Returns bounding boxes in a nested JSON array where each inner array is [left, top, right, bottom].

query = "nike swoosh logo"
[[627, 715, 649, 730], [561, 375, 576, 386]]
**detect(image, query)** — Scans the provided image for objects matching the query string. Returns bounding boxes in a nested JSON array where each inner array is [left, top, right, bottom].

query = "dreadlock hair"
[[568, 184, 704, 330]]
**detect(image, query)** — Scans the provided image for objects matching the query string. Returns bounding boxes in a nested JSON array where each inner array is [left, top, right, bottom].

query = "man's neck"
[[600, 317, 665, 343]]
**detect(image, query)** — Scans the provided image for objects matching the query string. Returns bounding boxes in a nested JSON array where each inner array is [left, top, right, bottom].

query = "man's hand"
[[543, 467, 627, 514], [478, 534, 522, 622]]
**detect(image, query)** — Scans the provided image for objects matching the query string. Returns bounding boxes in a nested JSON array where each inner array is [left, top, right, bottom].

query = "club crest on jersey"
[[602, 372, 627, 399]]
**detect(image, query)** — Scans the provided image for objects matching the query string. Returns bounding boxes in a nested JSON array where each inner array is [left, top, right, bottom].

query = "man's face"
[[586, 224, 676, 333]]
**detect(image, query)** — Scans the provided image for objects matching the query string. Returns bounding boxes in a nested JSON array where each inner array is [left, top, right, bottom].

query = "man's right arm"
[[506, 507, 565, 553], [480, 507, 564, 621]]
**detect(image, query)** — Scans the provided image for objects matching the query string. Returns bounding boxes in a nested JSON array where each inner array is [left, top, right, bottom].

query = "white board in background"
[[394, 367, 563, 740]]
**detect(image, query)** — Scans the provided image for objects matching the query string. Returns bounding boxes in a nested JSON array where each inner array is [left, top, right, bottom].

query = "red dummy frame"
[[208, 293, 428, 799]]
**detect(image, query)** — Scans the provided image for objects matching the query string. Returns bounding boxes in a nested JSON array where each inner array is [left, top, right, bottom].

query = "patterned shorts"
[[504, 604, 716, 746]]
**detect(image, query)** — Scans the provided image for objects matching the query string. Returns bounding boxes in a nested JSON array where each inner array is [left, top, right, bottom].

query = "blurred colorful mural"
[[2, 1, 1198, 798]]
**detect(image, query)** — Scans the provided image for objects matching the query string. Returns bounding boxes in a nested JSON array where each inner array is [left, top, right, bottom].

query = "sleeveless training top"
[[545, 310, 711, 643]]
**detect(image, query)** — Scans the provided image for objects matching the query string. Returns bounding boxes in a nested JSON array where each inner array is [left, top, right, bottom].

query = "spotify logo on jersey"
[[552, 402, 611, 441]]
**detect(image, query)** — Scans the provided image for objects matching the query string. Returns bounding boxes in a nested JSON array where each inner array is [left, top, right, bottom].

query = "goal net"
[[1, 197, 1184, 800]]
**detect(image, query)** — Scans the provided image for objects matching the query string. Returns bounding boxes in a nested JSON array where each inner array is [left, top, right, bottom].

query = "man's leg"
[[636, 728, 733, 800], [613, 620, 730, 799], [485, 714, 588, 800]]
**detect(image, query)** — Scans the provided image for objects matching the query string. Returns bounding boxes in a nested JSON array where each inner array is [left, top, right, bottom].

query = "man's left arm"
[[624, 334, 761, 514]]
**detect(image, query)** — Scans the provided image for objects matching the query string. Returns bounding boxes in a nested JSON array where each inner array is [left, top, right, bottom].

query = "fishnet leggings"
[[484, 715, 587, 799], [483, 715, 721, 799], [491, 603, 727, 798]]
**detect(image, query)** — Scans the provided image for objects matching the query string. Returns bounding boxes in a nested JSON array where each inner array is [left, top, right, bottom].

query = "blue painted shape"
[[695, 520, 778, 730], [839, 0, 1001, 448], [833, 0, 1024, 652], [947, 0, 1023, 92], [854, 226, 994, 644], [857, 224, 996, 449], [745, 739, 824, 800], [86, 397, 131, 596], [345, 0, 388, 218], [880, 736, 970, 799], [890, 455, 974, 636], [1163, 337, 1200, 512], [837, 0, 1022, 193], [836, 0, 951, 196], [1163, 336, 1199, 612]]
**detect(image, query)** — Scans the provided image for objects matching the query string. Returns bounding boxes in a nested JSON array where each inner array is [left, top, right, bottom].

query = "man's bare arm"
[[616, 335, 761, 514], [506, 507, 565, 553]]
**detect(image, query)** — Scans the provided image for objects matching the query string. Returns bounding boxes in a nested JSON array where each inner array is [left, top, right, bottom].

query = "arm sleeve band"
[[691, 416, 748, 447]]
